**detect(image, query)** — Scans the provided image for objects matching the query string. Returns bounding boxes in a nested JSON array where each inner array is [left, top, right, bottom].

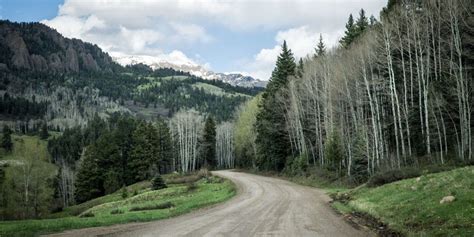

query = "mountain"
[[112, 53, 267, 88], [0, 20, 117, 73], [0, 20, 259, 132]]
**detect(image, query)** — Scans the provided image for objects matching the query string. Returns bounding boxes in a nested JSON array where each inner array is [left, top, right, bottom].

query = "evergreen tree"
[[315, 34, 326, 58], [151, 174, 167, 190], [202, 116, 217, 169], [156, 118, 173, 173], [324, 130, 344, 173], [355, 9, 369, 36], [296, 58, 304, 78], [129, 122, 160, 181], [40, 122, 49, 140], [255, 41, 296, 171], [75, 145, 103, 203], [340, 14, 356, 48], [1, 125, 13, 152], [369, 15, 377, 26]]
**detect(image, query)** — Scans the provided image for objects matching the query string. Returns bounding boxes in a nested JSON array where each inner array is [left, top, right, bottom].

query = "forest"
[[233, 0, 473, 184]]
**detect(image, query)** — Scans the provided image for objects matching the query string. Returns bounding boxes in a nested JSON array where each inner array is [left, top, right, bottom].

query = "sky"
[[0, 0, 387, 80]]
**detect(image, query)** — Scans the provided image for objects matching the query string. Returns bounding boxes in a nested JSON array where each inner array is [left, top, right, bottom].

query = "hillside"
[[113, 53, 268, 88], [0, 20, 261, 131], [331, 167, 474, 236], [0, 172, 235, 237]]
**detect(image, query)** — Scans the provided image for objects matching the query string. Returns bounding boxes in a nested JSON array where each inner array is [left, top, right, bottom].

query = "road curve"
[[47, 170, 372, 237]]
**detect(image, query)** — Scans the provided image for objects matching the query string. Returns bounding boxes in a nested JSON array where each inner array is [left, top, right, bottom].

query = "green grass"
[[47, 181, 151, 218], [0, 134, 49, 160], [332, 166, 474, 236], [191, 82, 249, 98], [0, 176, 236, 237]]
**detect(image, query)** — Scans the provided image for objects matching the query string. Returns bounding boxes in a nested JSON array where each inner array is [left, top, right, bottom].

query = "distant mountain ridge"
[[112, 54, 267, 88]]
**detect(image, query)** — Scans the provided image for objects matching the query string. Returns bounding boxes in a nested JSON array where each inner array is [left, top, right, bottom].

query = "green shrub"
[[79, 212, 94, 218], [121, 186, 128, 199], [129, 202, 174, 212], [152, 174, 167, 190], [186, 182, 198, 192], [166, 174, 202, 184], [367, 168, 421, 187], [197, 168, 211, 178], [324, 130, 344, 172], [110, 209, 123, 215]]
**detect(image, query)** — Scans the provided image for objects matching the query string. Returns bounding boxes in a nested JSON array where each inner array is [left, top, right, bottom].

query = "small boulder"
[[439, 195, 455, 204], [416, 177, 421, 182]]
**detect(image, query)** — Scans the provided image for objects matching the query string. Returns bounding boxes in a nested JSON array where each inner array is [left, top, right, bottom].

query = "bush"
[[129, 202, 174, 212], [79, 212, 94, 218], [367, 168, 421, 187], [152, 174, 167, 190], [110, 209, 123, 215], [121, 186, 128, 199], [284, 154, 309, 176], [166, 175, 199, 184], [197, 168, 211, 178], [186, 182, 198, 192]]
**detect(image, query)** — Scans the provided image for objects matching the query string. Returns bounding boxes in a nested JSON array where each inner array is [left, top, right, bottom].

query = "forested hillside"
[[0, 20, 254, 221], [0, 20, 260, 133], [234, 0, 473, 183]]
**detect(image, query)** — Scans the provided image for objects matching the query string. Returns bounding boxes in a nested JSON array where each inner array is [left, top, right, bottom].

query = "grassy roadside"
[[239, 166, 474, 236], [236, 168, 350, 194], [331, 166, 474, 236], [0, 175, 236, 237]]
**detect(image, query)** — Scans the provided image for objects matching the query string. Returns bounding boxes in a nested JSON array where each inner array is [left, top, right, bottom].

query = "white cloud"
[[41, 0, 385, 79], [54, 0, 384, 31], [170, 22, 213, 43]]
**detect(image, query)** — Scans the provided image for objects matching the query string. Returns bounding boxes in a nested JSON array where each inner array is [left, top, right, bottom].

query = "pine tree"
[[156, 118, 173, 173], [1, 125, 13, 152], [355, 9, 369, 37], [315, 34, 326, 58], [151, 174, 167, 190], [296, 58, 304, 78], [75, 145, 103, 203], [129, 122, 160, 181], [255, 41, 296, 171], [369, 15, 377, 26], [40, 122, 49, 140], [202, 116, 217, 169], [340, 14, 356, 48]]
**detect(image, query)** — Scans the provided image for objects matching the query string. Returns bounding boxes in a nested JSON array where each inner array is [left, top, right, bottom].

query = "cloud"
[[243, 26, 343, 80], [54, 0, 384, 31], [41, 0, 385, 79]]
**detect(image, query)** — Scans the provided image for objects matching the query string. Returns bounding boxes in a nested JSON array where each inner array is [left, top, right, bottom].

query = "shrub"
[[166, 173, 203, 184], [152, 174, 167, 190], [197, 168, 211, 178], [186, 182, 198, 192], [121, 186, 128, 199], [129, 202, 174, 212], [324, 131, 344, 172], [110, 209, 124, 215], [79, 212, 94, 218], [367, 168, 421, 187]]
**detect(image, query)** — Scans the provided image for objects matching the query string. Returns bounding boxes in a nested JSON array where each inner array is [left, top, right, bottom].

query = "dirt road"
[[47, 170, 372, 237]]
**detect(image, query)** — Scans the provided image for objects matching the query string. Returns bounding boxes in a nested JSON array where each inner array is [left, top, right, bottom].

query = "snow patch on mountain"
[[111, 52, 267, 88]]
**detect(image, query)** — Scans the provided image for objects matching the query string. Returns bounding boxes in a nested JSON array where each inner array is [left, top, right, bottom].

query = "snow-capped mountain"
[[112, 52, 267, 88]]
